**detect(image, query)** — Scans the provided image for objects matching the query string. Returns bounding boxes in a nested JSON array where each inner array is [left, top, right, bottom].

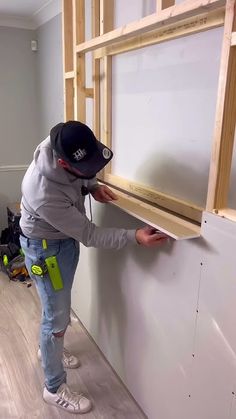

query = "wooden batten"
[[206, 0, 236, 211], [63, 0, 74, 121], [73, 0, 86, 122], [65, 78, 74, 120], [65, 71, 75, 79], [76, 0, 226, 54], [63, 0, 73, 73], [106, 186, 201, 240], [101, 174, 203, 223], [85, 88, 94, 98], [217, 208, 236, 221], [93, 57, 101, 137], [94, 9, 225, 58], [100, 0, 114, 177], [92, 0, 100, 138], [102, 55, 112, 173], [157, 0, 175, 13]]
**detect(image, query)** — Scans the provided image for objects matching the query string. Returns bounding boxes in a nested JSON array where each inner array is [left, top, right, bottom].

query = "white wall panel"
[[114, 0, 156, 29], [72, 200, 203, 418], [186, 213, 236, 419], [112, 28, 223, 207], [72, 207, 236, 418]]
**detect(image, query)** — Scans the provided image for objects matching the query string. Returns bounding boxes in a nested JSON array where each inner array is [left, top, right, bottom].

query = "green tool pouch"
[[45, 256, 63, 291], [31, 256, 63, 291]]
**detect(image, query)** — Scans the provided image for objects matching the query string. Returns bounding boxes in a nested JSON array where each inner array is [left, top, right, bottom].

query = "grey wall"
[[36, 14, 64, 141], [0, 27, 39, 165], [0, 26, 39, 230], [0, 15, 63, 231]]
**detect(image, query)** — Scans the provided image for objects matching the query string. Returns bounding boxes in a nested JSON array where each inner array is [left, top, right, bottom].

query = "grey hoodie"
[[20, 137, 136, 249]]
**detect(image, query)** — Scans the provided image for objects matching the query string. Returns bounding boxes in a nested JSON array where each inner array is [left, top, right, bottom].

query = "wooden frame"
[[62, 0, 236, 239], [206, 0, 236, 215], [62, 0, 74, 120]]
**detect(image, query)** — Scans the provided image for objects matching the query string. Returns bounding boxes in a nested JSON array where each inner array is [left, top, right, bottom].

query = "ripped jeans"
[[20, 235, 80, 393]]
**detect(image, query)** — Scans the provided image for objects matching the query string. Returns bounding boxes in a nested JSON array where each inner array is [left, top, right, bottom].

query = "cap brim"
[[70, 139, 113, 177]]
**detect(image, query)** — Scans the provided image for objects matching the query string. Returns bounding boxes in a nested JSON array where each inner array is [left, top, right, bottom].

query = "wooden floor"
[[0, 273, 146, 419]]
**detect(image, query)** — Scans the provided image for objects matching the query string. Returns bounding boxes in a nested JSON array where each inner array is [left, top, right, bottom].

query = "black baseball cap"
[[50, 121, 113, 177]]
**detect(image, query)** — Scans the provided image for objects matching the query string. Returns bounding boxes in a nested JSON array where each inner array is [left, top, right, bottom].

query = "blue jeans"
[[20, 236, 80, 393]]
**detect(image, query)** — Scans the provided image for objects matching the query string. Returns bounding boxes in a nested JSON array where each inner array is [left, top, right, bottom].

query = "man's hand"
[[135, 226, 169, 247], [92, 185, 118, 203]]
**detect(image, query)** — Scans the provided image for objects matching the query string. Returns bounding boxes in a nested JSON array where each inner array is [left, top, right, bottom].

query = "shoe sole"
[[43, 396, 92, 414]]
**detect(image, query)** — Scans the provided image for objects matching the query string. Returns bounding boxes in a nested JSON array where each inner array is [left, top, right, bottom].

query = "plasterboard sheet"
[[72, 200, 204, 419], [114, 0, 156, 29], [187, 212, 236, 419], [112, 28, 223, 207]]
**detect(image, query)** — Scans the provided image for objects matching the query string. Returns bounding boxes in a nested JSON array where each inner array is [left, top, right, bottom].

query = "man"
[[20, 121, 167, 414]]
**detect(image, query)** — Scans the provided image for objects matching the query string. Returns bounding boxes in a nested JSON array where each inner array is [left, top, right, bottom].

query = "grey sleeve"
[[37, 201, 137, 249]]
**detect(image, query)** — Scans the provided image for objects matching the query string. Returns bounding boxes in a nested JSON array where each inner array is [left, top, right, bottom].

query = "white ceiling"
[[0, 0, 49, 17], [0, 0, 61, 28]]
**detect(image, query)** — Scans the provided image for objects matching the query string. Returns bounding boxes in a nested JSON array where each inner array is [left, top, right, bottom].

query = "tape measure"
[[31, 260, 47, 276]]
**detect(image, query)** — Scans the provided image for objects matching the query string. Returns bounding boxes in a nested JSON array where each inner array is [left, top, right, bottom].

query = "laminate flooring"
[[0, 273, 146, 419]]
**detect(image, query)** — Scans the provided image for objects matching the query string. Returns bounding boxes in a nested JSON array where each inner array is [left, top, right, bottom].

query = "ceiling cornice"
[[0, 15, 35, 30], [33, 0, 61, 29], [0, 0, 61, 30]]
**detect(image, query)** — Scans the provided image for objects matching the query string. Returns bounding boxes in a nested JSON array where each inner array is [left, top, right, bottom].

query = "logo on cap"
[[103, 148, 111, 159], [73, 148, 87, 161]]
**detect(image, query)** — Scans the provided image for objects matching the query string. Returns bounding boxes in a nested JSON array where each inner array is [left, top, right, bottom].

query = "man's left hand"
[[92, 185, 118, 203]]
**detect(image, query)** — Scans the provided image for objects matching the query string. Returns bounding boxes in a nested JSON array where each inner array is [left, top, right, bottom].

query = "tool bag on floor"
[[0, 243, 29, 281]]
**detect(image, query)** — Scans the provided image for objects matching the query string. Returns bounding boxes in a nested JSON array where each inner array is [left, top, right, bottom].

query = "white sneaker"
[[43, 383, 92, 414], [38, 347, 81, 369]]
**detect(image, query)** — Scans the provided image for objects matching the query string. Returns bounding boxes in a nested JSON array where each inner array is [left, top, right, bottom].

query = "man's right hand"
[[135, 226, 169, 247]]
